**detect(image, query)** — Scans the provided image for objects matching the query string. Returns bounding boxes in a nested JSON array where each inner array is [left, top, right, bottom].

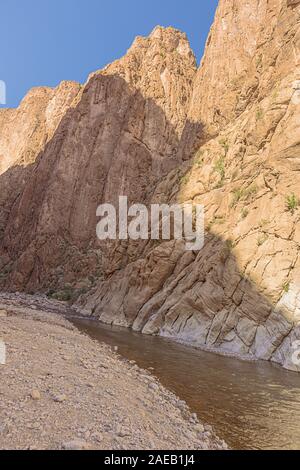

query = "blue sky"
[[1, 0, 219, 108]]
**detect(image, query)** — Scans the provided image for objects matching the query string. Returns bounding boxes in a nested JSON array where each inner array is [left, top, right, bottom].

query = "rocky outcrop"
[[0, 1, 300, 371], [102, 26, 196, 134], [0, 81, 81, 174]]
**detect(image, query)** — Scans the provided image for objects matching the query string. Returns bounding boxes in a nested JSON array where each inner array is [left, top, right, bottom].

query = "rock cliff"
[[0, 1, 300, 371], [0, 26, 196, 293], [0, 81, 81, 255]]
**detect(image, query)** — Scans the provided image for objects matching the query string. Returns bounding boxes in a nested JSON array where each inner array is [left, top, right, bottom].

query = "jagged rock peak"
[[99, 26, 197, 134], [128, 25, 196, 59]]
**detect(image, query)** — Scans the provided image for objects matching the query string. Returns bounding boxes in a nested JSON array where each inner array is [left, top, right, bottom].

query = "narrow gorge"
[[1, 0, 299, 373], [2, 0, 300, 453]]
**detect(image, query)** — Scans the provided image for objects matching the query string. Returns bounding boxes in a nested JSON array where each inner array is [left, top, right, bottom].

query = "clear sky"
[[1, 0, 219, 108]]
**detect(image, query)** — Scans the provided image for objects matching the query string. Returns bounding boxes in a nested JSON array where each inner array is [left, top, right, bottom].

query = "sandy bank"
[[0, 296, 227, 450]]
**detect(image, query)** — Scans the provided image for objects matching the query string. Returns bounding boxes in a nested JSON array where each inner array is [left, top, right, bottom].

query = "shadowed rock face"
[[0, 81, 82, 250], [0, 27, 197, 293], [0, 3, 300, 371]]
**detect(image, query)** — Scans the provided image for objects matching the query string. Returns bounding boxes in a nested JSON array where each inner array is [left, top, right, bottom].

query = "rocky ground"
[[0, 293, 227, 450]]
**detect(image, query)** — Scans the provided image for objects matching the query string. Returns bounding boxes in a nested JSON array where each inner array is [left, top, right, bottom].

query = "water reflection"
[[72, 318, 300, 450]]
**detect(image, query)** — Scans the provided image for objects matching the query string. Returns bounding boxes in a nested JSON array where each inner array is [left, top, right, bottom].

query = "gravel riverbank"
[[0, 294, 227, 450]]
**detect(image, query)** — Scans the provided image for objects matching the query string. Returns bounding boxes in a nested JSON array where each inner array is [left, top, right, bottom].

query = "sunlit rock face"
[[0, 1, 300, 371], [0, 81, 82, 174], [189, 0, 300, 137]]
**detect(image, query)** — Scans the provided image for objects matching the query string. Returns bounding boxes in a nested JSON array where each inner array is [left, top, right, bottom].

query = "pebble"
[[91, 432, 103, 443], [61, 440, 91, 450], [148, 382, 159, 391], [117, 429, 130, 438], [195, 423, 205, 433], [30, 390, 41, 401], [53, 394, 67, 403]]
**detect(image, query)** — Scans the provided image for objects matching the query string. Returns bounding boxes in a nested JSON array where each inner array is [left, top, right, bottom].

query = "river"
[[72, 318, 300, 450]]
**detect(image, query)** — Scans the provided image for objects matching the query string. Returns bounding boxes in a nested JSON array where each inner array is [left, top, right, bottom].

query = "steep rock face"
[[0, 27, 197, 293], [78, 0, 300, 371], [189, 0, 300, 136], [0, 81, 81, 255], [101, 26, 196, 134]]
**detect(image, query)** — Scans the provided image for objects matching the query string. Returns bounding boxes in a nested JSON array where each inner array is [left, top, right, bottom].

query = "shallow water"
[[72, 318, 300, 450]]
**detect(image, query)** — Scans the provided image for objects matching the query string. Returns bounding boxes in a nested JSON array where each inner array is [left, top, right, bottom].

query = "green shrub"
[[231, 188, 244, 207], [214, 180, 225, 189], [256, 108, 263, 121], [286, 193, 299, 214], [257, 234, 268, 247], [71, 287, 90, 302], [208, 216, 225, 228], [256, 54, 262, 67], [219, 138, 229, 155], [46, 289, 55, 298], [50, 288, 73, 302], [226, 239, 235, 250], [259, 219, 269, 228], [231, 184, 258, 208], [215, 216, 225, 225], [241, 208, 249, 219], [180, 173, 190, 186], [244, 184, 258, 199], [214, 157, 225, 180], [194, 150, 204, 168], [282, 282, 290, 293], [0, 263, 13, 279]]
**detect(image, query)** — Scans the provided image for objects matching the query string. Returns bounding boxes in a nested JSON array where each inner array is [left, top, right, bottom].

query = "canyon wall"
[[0, 81, 81, 256], [0, 1, 300, 370], [0, 27, 196, 293]]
